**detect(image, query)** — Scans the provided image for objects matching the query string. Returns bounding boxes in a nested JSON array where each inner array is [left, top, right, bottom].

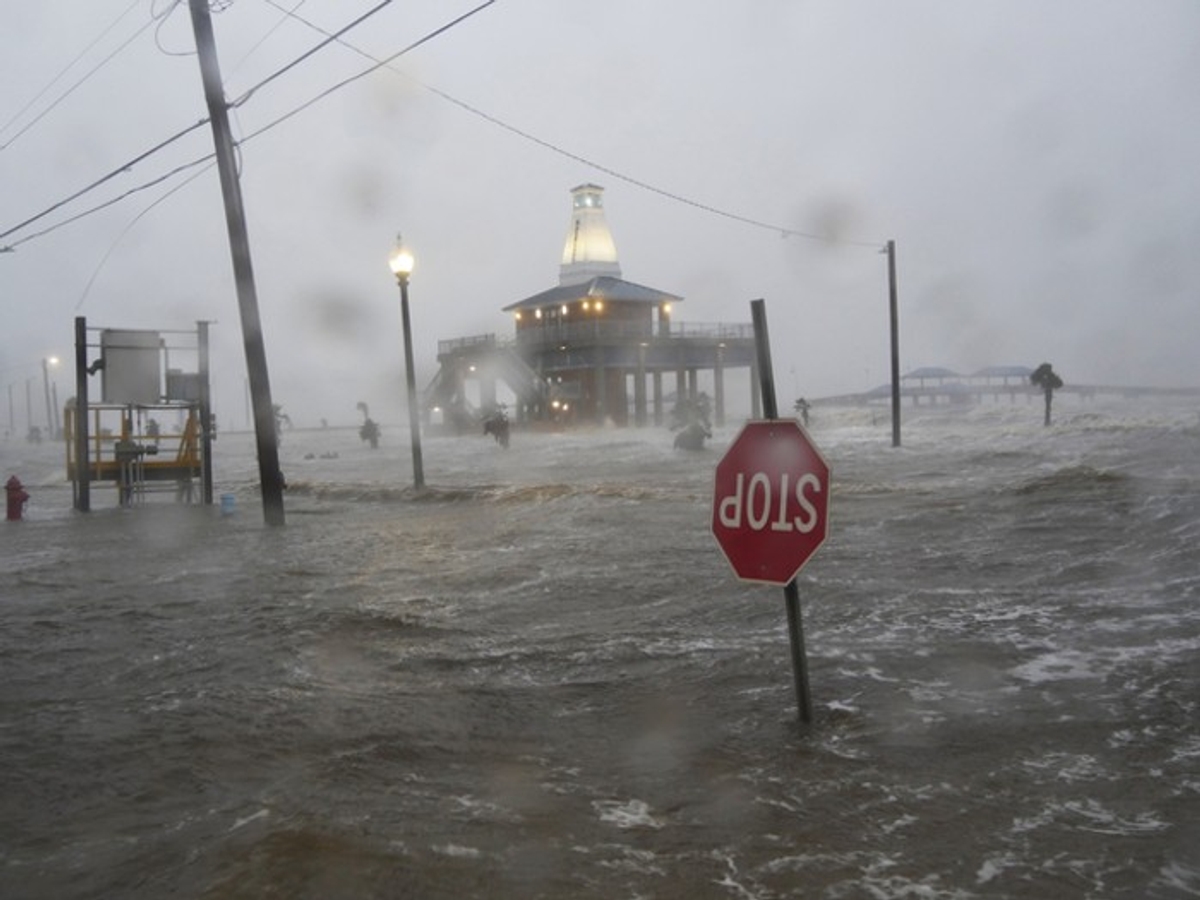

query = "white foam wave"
[[593, 798, 664, 830]]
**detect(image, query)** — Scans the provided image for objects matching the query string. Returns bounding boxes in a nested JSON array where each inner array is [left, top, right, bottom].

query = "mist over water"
[[2, 395, 1198, 898]]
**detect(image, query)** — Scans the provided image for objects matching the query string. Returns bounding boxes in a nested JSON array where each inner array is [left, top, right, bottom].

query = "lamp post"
[[389, 235, 425, 490], [42, 356, 59, 439]]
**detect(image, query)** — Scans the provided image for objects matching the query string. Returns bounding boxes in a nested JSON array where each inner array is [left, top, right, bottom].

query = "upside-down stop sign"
[[711, 419, 830, 585]]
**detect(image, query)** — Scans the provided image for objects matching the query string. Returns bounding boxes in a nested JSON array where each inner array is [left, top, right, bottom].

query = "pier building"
[[426, 185, 759, 428]]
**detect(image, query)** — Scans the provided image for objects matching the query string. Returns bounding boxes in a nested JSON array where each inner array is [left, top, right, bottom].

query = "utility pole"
[[198, 320, 214, 506], [886, 239, 902, 448], [73, 316, 90, 512], [188, 0, 285, 525]]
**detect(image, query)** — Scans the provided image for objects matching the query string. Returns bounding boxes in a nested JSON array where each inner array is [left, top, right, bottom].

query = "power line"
[[153, 0, 197, 58], [75, 161, 216, 311], [230, 0, 308, 76], [1, 3, 153, 151], [7, 151, 215, 253], [0, 0, 497, 251], [0, 119, 211, 244], [3, 2, 884, 254], [426, 84, 884, 250], [262, 0, 885, 251], [230, 0, 395, 108], [238, 0, 496, 141]]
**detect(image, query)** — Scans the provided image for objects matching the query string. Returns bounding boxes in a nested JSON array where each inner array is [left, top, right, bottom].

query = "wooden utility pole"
[[886, 239, 901, 448], [188, 0, 285, 525], [198, 320, 214, 505], [73, 316, 90, 512]]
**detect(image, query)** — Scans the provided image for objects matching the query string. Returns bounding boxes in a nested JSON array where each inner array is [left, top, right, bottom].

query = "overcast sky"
[[3, 0, 1199, 427]]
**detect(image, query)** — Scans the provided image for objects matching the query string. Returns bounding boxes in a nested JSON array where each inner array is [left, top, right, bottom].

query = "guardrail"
[[437, 322, 754, 357], [437, 333, 499, 355]]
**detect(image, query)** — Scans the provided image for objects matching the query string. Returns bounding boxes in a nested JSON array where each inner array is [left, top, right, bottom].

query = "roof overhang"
[[503, 276, 683, 312]]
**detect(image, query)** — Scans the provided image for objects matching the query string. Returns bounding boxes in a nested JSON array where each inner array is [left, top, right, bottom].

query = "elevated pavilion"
[[428, 185, 758, 427]]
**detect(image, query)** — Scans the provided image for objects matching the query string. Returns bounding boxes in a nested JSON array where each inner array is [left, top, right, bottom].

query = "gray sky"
[[3, 0, 1199, 427]]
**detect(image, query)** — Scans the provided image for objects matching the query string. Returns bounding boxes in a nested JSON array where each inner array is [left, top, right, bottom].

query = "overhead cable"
[[75, 162, 216, 311], [230, 0, 394, 108], [263, 0, 883, 251], [1, 0, 496, 250], [0, 119, 211, 243], [230, 0, 308, 76], [238, 0, 496, 141], [1, 5, 154, 151]]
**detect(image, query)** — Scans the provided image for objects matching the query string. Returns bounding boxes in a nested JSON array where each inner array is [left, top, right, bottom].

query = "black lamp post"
[[388, 235, 425, 490]]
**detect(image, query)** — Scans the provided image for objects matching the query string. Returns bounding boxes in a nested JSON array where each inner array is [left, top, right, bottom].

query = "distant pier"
[[814, 366, 1200, 407]]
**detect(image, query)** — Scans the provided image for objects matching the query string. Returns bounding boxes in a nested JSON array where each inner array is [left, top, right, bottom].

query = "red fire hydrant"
[[6, 475, 29, 521]]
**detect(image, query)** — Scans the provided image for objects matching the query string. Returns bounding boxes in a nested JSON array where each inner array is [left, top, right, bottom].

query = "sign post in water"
[[711, 299, 830, 723], [711, 420, 829, 585]]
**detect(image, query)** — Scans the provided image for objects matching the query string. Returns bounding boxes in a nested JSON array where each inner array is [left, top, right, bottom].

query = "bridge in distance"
[[812, 366, 1200, 407]]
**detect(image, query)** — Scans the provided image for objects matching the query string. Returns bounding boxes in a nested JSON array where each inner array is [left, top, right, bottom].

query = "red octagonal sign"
[[711, 419, 831, 585]]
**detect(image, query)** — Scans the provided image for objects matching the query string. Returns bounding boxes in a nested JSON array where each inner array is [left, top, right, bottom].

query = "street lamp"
[[42, 356, 59, 439], [388, 235, 425, 490]]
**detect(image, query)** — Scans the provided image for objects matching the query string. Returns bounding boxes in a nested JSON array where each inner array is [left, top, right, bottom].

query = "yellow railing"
[[64, 404, 202, 487]]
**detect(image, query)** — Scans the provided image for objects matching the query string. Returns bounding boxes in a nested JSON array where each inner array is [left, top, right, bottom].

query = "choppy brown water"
[[2, 398, 1198, 898]]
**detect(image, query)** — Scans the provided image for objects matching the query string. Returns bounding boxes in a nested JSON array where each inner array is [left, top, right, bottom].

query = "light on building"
[[535, 309, 543, 319], [561, 304, 568, 315]]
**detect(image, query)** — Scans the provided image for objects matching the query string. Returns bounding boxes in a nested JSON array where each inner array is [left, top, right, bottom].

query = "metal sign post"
[[711, 299, 831, 723]]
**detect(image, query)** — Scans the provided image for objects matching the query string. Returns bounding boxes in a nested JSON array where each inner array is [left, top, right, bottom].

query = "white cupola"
[[559, 183, 622, 285]]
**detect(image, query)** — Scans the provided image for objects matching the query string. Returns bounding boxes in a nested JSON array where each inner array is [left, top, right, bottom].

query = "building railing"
[[515, 320, 752, 348], [437, 322, 755, 358], [667, 322, 755, 340], [437, 333, 499, 356]]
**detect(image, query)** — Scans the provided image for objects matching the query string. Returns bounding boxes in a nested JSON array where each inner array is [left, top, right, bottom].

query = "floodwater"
[[2, 396, 1198, 899]]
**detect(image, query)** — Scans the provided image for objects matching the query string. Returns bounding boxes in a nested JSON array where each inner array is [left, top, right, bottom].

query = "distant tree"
[[1030, 363, 1063, 426]]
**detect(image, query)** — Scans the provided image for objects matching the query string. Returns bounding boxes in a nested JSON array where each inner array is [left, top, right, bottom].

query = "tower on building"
[[560, 184, 622, 285]]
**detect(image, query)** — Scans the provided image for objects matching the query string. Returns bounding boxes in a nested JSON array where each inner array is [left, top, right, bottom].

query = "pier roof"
[[502, 276, 682, 312], [972, 365, 1034, 378], [904, 366, 962, 380]]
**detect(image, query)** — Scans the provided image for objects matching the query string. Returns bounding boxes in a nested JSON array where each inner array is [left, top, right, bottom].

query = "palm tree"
[[1030, 363, 1063, 426]]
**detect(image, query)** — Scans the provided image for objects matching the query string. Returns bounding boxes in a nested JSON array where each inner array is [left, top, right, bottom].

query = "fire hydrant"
[[6, 475, 30, 521]]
